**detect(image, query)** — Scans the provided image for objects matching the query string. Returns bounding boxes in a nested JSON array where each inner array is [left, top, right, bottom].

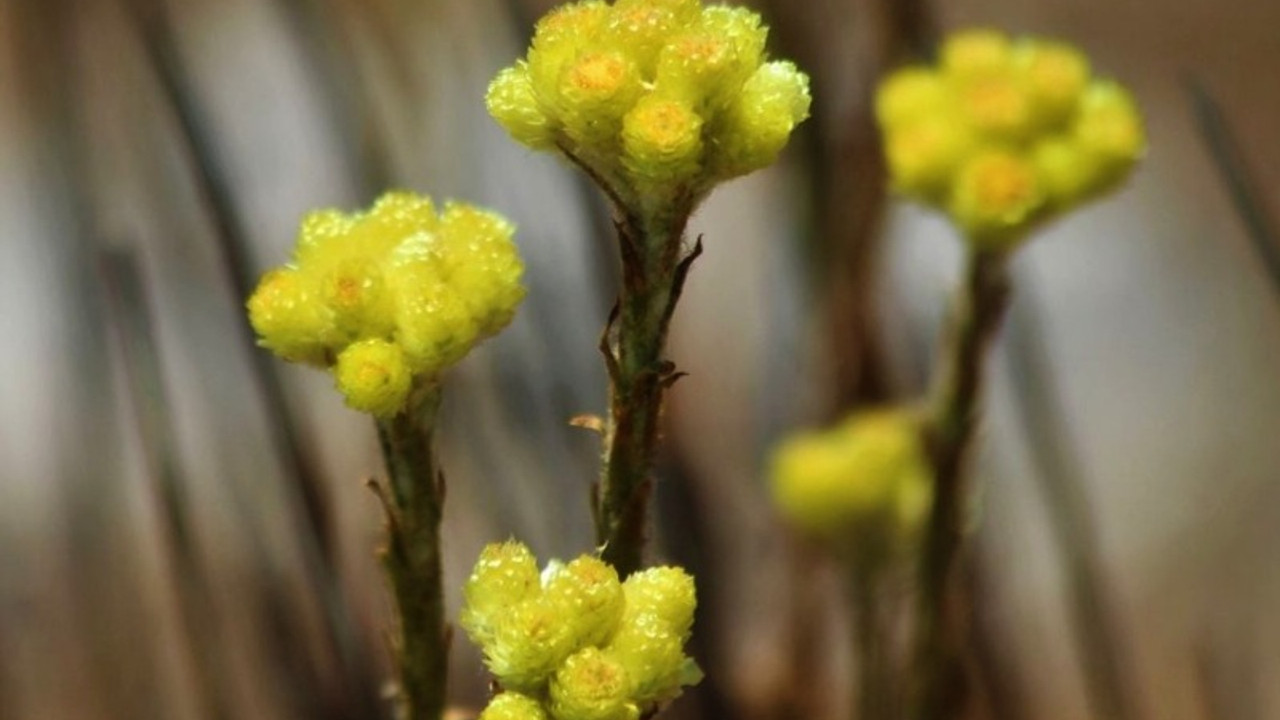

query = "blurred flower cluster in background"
[[0, 0, 1278, 719]]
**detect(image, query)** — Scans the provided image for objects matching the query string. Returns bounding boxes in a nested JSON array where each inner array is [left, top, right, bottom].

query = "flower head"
[[464, 542, 699, 718], [876, 29, 1145, 250], [770, 408, 933, 559], [488, 0, 811, 215], [247, 191, 525, 417]]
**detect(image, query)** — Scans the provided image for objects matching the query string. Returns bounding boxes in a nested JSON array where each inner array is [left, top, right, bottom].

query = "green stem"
[[375, 385, 448, 720], [913, 250, 1011, 720], [595, 209, 700, 577]]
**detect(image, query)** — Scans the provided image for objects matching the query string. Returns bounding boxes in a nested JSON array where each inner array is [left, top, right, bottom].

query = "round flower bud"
[[292, 208, 355, 264], [1073, 81, 1145, 188], [606, 615, 686, 705], [941, 28, 1013, 80], [875, 67, 952, 129], [365, 190, 440, 240], [436, 203, 527, 336], [319, 256, 395, 340], [711, 60, 812, 179], [955, 69, 1035, 142], [948, 149, 1046, 251], [461, 541, 542, 647], [1032, 135, 1104, 209], [488, 64, 556, 149], [479, 693, 549, 720], [333, 339, 412, 418], [544, 556, 626, 650], [622, 96, 704, 187], [549, 648, 640, 720], [655, 6, 764, 112], [390, 271, 480, 373], [606, 0, 701, 77], [247, 267, 336, 366], [885, 116, 974, 202], [621, 566, 696, 639], [558, 51, 643, 149], [1014, 38, 1090, 131], [485, 595, 579, 693], [528, 1, 611, 106]]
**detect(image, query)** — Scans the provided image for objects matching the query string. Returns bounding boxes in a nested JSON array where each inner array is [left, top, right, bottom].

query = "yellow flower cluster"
[[770, 409, 933, 556], [487, 0, 811, 214], [876, 29, 1146, 250], [247, 192, 525, 417], [463, 542, 700, 720]]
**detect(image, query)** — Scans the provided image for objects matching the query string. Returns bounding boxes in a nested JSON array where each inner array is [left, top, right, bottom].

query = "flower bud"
[[1073, 81, 1145, 188], [544, 556, 626, 650], [488, 64, 556, 149], [549, 648, 640, 720], [941, 28, 1013, 80], [319, 256, 395, 340], [621, 566, 696, 639], [247, 267, 336, 366], [955, 69, 1035, 142], [333, 338, 412, 418], [558, 51, 643, 149], [712, 60, 812, 179], [461, 541, 542, 646], [390, 273, 480, 372], [885, 116, 974, 202], [292, 208, 355, 264], [875, 67, 952, 129], [527, 2, 611, 104], [622, 96, 704, 187], [606, 615, 686, 706], [949, 149, 1046, 250], [1014, 39, 1090, 131], [1032, 135, 1103, 209], [606, 0, 700, 76], [479, 693, 549, 720], [485, 595, 579, 693]]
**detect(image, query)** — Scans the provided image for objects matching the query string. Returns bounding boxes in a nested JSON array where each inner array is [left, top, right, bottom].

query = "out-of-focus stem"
[[374, 386, 448, 720], [595, 209, 701, 577], [851, 564, 894, 720], [913, 250, 1011, 720]]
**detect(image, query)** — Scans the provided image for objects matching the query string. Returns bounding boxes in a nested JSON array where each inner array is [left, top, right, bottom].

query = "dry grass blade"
[[1187, 79, 1280, 300], [99, 248, 233, 720], [124, 0, 384, 715], [1004, 278, 1144, 720]]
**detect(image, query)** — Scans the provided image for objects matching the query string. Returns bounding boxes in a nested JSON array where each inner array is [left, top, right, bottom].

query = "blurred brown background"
[[0, 0, 1277, 719]]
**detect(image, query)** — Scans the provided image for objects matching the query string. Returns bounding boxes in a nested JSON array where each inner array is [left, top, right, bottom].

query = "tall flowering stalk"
[[771, 408, 934, 720], [247, 192, 526, 720], [486, 0, 812, 577], [875, 29, 1146, 720]]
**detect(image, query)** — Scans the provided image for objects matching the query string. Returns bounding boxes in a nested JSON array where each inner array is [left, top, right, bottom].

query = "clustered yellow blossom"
[[876, 29, 1146, 250], [770, 409, 933, 558], [247, 192, 525, 417], [487, 0, 811, 215], [463, 541, 700, 720]]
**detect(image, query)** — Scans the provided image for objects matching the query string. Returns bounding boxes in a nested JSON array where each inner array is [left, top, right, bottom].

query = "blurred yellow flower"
[[876, 29, 1146, 250]]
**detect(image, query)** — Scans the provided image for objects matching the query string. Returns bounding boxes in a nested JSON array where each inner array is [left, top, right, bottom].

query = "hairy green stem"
[[595, 209, 700, 577], [913, 250, 1011, 720], [375, 386, 448, 720]]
